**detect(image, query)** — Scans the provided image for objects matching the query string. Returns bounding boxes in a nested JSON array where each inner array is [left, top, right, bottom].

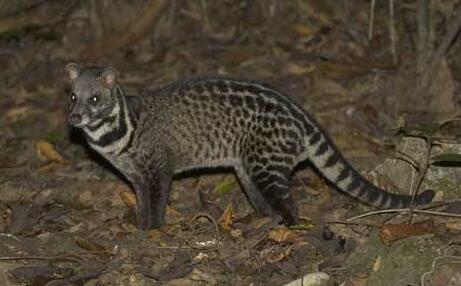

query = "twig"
[[6, 0, 56, 15], [414, 209, 461, 218], [421, 245, 461, 286], [347, 205, 461, 222], [0, 255, 84, 263], [348, 208, 410, 221], [368, 0, 376, 40], [183, 213, 221, 251], [408, 136, 432, 214], [422, 198, 461, 208], [0, 256, 54, 261], [392, 149, 421, 171], [389, 0, 397, 64], [153, 246, 191, 249], [381, 197, 461, 224], [190, 213, 221, 240], [326, 220, 379, 227]]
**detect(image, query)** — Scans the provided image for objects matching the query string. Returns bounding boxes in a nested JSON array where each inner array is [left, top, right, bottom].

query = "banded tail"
[[303, 125, 434, 209]]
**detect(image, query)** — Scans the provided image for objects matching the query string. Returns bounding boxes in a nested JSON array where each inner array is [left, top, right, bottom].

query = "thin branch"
[[347, 198, 461, 221], [392, 149, 421, 171], [368, 0, 376, 40], [348, 208, 410, 221], [0, 255, 83, 263], [389, 0, 397, 64], [414, 209, 461, 218], [408, 136, 432, 213]]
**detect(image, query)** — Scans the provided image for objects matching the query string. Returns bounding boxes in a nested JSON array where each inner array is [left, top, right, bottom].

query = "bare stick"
[[368, 0, 376, 40], [348, 208, 410, 221], [0, 255, 83, 263], [348, 208, 461, 222], [389, 0, 397, 64], [182, 213, 221, 251], [414, 209, 461, 218], [347, 198, 461, 221], [408, 137, 432, 213]]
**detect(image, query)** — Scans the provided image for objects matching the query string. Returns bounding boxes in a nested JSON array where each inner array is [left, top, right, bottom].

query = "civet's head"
[[65, 63, 119, 128]]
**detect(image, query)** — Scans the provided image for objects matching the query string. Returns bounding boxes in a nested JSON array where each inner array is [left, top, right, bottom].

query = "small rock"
[[282, 272, 330, 286]]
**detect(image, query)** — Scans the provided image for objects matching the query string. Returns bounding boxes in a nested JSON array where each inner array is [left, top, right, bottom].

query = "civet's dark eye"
[[70, 93, 77, 102], [91, 95, 100, 105]]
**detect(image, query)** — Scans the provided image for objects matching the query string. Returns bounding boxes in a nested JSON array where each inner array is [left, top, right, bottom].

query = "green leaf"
[[45, 128, 67, 144], [215, 179, 236, 195], [414, 122, 442, 136], [430, 153, 461, 167]]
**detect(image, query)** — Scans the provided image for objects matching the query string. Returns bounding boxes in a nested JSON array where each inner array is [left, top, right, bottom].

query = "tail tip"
[[416, 189, 435, 205]]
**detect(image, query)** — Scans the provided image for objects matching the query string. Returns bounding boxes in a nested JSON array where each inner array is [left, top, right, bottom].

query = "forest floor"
[[1, 1, 461, 285]]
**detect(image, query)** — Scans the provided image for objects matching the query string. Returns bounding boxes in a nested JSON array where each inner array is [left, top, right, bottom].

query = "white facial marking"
[[84, 94, 134, 155]]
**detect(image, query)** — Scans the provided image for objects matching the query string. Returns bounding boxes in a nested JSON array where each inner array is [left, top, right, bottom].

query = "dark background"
[[0, 1, 460, 285]]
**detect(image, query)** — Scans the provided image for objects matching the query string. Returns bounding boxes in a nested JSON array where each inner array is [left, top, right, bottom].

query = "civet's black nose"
[[69, 113, 82, 125]]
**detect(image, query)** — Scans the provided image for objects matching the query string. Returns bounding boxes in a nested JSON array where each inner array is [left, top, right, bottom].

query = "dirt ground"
[[1, 1, 461, 285]]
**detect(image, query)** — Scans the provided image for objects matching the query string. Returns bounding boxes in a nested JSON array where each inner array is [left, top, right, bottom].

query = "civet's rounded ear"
[[65, 63, 80, 80], [101, 66, 118, 88]]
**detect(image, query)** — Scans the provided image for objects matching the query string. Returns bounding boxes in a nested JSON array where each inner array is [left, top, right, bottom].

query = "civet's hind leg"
[[235, 166, 274, 218]]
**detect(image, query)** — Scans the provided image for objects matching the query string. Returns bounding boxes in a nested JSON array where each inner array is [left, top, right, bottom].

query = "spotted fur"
[[65, 63, 434, 229]]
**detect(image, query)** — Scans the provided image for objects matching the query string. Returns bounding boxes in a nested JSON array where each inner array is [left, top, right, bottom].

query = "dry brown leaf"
[[230, 228, 243, 238], [291, 24, 315, 36], [0, 262, 17, 286], [119, 191, 136, 209], [37, 162, 63, 173], [317, 56, 395, 81], [166, 206, 182, 217], [297, 0, 338, 27], [77, 190, 95, 204], [261, 245, 293, 263], [4, 106, 30, 122], [379, 221, 435, 246], [267, 227, 302, 243], [147, 229, 164, 241], [75, 238, 111, 259], [284, 62, 315, 75], [342, 275, 368, 286], [248, 217, 273, 229], [372, 255, 382, 272], [447, 222, 461, 231], [219, 202, 234, 230], [189, 269, 217, 284], [223, 46, 255, 66], [312, 75, 349, 98], [113, 183, 132, 194], [35, 140, 69, 164]]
